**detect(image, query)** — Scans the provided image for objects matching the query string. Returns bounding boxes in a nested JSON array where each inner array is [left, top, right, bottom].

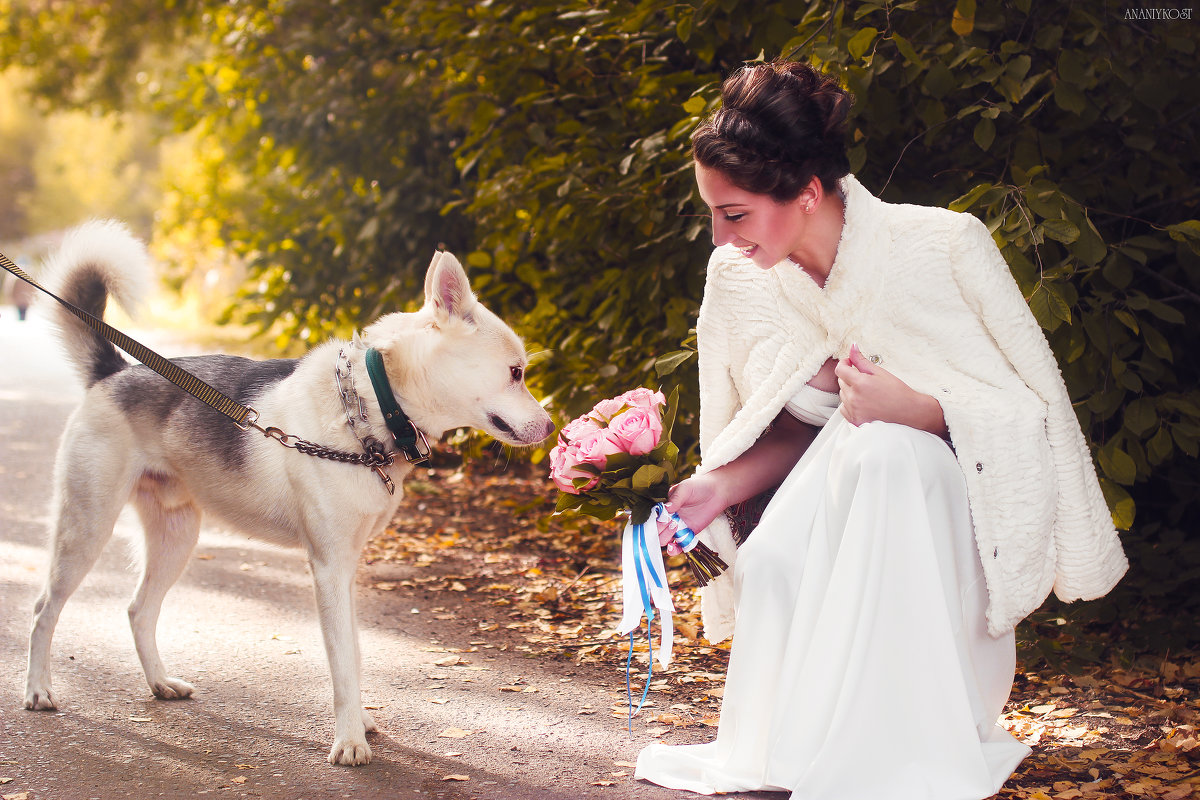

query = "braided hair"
[[691, 61, 854, 202]]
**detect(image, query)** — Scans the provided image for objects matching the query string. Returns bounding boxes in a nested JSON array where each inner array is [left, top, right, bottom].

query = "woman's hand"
[[654, 410, 818, 555], [835, 343, 947, 436], [656, 474, 728, 556]]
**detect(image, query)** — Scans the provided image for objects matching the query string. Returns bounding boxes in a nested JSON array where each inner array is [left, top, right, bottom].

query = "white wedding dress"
[[636, 384, 1031, 799]]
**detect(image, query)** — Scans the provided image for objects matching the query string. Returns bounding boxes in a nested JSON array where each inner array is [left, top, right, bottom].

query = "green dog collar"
[[364, 347, 431, 464]]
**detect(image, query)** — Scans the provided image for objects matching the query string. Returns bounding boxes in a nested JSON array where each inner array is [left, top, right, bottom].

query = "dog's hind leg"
[[25, 457, 134, 711], [128, 472, 200, 701]]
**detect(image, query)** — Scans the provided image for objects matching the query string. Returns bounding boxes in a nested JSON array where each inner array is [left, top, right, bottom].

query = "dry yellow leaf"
[[443, 774, 469, 781], [437, 727, 474, 738]]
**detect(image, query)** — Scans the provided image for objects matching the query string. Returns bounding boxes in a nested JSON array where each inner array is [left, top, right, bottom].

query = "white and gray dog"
[[23, 220, 554, 765]]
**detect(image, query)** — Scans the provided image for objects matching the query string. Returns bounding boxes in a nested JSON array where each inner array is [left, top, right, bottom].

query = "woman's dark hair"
[[691, 61, 854, 202]]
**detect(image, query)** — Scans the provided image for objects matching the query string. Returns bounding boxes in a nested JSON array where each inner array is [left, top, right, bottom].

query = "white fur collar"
[[699, 174, 892, 473]]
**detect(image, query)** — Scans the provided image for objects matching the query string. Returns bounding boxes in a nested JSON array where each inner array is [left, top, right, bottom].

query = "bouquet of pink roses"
[[549, 386, 726, 586]]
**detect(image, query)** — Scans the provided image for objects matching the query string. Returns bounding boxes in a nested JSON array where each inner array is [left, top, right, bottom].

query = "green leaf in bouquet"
[[648, 439, 679, 465], [632, 464, 668, 492], [601, 465, 640, 483], [571, 475, 598, 492], [578, 499, 621, 520], [601, 451, 639, 474], [554, 493, 585, 514], [629, 499, 657, 526], [660, 385, 681, 442]]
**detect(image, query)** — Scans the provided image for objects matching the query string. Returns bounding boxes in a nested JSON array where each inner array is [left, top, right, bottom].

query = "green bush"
[[3, 0, 1197, 622]]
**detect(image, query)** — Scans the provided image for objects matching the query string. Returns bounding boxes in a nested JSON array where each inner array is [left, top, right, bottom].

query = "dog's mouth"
[[487, 413, 554, 446], [488, 413, 516, 438]]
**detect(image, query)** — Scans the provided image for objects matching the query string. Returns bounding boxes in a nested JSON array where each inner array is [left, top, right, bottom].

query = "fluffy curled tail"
[[39, 220, 151, 387]]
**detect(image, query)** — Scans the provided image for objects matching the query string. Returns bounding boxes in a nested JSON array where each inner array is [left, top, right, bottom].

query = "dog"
[[23, 220, 555, 765]]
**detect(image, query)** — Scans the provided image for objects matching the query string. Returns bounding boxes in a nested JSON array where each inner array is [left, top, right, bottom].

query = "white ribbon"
[[616, 503, 676, 670]]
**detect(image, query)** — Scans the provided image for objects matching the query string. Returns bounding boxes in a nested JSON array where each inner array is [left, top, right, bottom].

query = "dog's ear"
[[424, 251, 476, 322]]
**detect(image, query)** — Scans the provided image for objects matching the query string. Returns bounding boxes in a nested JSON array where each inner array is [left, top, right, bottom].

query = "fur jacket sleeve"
[[692, 175, 1128, 641]]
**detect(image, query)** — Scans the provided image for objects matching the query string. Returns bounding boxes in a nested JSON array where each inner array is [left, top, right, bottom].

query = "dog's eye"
[[510, 365, 523, 382]]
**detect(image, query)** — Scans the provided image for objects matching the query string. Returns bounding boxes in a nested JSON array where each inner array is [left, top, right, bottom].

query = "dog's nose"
[[538, 417, 555, 441]]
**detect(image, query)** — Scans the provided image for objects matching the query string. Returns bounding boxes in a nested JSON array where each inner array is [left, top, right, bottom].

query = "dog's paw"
[[361, 708, 378, 733], [328, 737, 372, 766], [150, 677, 195, 701], [23, 685, 57, 711]]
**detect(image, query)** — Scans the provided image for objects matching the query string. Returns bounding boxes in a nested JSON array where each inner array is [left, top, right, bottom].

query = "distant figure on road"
[[10, 273, 35, 321]]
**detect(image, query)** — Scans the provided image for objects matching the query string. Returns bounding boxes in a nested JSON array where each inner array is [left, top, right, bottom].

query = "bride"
[[635, 60, 1128, 799]]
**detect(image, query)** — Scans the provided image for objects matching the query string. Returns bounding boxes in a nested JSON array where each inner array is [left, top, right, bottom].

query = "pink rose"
[[559, 414, 602, 447], [617, 387, 666, 411], [549, 443, 592, 494], [606, 406, 663, 456], [549, 429, 619, 493], [589, 396, 626, 424]]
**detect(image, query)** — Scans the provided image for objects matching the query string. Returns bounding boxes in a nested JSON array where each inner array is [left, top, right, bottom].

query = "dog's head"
[[363, 251, 554, 448]]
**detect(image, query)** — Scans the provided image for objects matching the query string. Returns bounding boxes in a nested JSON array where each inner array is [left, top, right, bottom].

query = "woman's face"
[[694, 163, 809, 270]]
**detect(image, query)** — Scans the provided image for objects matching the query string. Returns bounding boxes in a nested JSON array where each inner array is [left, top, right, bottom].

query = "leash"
[[1, 250, 429, 492]]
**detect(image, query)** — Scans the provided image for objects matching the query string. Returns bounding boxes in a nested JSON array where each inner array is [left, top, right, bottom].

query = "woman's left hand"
[[835, 343, 947, 436]]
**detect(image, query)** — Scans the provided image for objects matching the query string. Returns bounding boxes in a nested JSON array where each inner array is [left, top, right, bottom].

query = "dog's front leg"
[[307, 543, 372, 766]]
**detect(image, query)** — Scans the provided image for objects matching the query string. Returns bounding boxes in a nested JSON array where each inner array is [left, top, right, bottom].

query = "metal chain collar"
[[249, 420, 398, 495], [245, 346, 399, 494]]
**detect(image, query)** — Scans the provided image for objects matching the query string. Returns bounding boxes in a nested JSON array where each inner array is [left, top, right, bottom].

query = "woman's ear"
[[796, 177, 824, 214]]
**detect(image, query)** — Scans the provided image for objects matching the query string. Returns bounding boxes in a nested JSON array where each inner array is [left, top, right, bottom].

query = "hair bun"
[[691, 61, 854, 201]]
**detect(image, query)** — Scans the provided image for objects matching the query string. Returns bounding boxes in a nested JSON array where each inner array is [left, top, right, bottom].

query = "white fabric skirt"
[[636, 412, 1031, 799]]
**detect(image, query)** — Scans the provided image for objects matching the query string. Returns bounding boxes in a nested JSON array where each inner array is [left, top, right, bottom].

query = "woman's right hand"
[[657, 474, 728, 555]]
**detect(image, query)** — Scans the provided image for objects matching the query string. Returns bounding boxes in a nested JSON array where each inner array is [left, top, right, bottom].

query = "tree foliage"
[[2, 0, 1197, 615]]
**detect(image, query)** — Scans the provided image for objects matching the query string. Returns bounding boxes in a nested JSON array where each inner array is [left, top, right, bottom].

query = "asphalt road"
[[0, 306, 719, 800]]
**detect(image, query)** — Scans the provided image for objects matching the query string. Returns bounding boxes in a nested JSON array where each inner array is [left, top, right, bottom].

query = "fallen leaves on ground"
[[364, 458, 1200, 799]]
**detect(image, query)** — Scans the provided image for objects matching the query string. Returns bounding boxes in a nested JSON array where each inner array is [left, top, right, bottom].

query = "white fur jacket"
[[692, 174, 1128, 640]]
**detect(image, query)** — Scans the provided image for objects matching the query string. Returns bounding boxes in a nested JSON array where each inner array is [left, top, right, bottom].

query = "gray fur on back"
[[107, 355, 300, 470]]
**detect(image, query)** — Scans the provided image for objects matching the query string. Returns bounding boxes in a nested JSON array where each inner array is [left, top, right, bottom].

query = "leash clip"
[[372, 465, 396, 495], [235, 407, 260, 432]]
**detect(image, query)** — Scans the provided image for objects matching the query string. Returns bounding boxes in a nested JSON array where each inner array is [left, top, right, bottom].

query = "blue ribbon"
[[626, 521, 658, 731], [671, 517, 697, 551], [617, 505, 676, 733]]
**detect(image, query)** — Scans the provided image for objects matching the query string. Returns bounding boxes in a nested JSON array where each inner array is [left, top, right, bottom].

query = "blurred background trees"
[[1, 0, 1196, 650]]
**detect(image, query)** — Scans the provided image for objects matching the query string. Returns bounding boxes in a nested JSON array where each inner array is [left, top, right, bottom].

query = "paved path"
[[0, 306, 720, 800]]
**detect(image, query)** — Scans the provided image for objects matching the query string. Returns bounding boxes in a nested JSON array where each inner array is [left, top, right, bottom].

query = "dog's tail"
[[39, 220, 151, 388]]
